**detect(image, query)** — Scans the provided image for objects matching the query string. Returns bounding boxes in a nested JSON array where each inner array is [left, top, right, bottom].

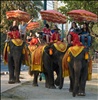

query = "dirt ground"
[[1, 73, 98, 100]]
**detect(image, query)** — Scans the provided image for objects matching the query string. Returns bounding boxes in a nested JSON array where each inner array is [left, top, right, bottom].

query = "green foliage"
[[1, 1, 43, 33], [58, 0, 98, 53], [1, 1, 43, 54], [58, 1, 98, 21]]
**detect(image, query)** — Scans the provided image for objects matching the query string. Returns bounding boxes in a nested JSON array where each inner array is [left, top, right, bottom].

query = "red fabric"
[[40, 10, 66, 24], [43, 27, 51, 35], [8, 30, 20, 39], [70, 32, 83, 46], [6, 9, 30, 22], [67, 9, 97, 22], [51, 32, 60, 42], [30, 38, 38, 45]]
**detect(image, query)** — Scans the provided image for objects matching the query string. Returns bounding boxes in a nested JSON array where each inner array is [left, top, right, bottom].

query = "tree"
[[0, 0, 43, 54], [1, 0, 43, 33], [58, 0, 98, 50]]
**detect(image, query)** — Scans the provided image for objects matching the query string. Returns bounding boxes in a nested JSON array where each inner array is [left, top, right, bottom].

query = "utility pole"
[[44, 0, 47, 25], [53, 0, 58, 10]]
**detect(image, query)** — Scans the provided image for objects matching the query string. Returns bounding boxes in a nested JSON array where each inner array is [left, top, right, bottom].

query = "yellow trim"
[[3, 43, 8, 65], [68, 45, 84, 57], [54, 42, 66, 52], [12, 39, 23, 46], [63, 70, 69, 77], [67, 56, 71, 62]]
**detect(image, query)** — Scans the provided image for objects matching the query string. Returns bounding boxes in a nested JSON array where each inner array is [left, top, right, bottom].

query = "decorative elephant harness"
[[67, 45, 89, 62], [3, 39, 27, 64]]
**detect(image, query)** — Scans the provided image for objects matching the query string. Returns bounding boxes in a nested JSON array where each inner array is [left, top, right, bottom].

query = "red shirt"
[[51, 32, 60, 42], [43, 27, 51, 35], [30, 38, 38, 45], [8, 30, 20, 39], [70, 32, 83, 46]]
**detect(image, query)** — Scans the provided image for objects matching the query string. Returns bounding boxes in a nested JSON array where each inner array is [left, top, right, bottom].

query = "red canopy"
[[6, 9, 30, 22], [26, 22, 40, 30], [40, 10, 66, 24], [67, 9, 98, 22]]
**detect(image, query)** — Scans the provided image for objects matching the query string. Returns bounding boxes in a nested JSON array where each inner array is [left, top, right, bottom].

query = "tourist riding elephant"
[[67, 45, 89, 97], [28, 41, 67, 89], [4, 39, 26, 84]]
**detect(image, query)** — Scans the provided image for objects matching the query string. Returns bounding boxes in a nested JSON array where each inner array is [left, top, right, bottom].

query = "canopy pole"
[[43, 0, 47, 25], [61, 24, 64, 41]]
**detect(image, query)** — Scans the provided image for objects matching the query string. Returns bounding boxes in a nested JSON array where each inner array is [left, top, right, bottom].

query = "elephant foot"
[[8, 80, 15, 84], [15, 80, 21, 83], [32, 83, 38, 87], [73, 92, 76, 97], [59, 85, 63, 89], [49, 85, 56, 89], [69, 88, 73, 92], [45, 84, 50, 88], [54, 80, 59, 86], [77, 92, 86, 96]]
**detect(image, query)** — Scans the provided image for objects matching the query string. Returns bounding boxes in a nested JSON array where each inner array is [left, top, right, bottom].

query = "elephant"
[[67, 46, 89, 97], [28, 41, 67, 89], [4, 39, 25, 84]]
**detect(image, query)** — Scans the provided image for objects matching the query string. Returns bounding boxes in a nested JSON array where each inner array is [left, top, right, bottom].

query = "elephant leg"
[[69, 76, 73, 92], [54, 68, 60, 86], [73, 62, 81, 97], [14, 60, 21, 83], [78, 66, 88, 96], [54, 67, 64, 89], [44, 73, 50, 88], [43, 61, 56, 89], [8, 56, 15, 84], [68, 64, 74, 92], [32, 71, 39, 86], [48, 71, 56, 89]]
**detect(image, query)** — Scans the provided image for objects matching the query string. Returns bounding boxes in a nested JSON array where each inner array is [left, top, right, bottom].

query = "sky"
[[46, 1, 71, 31], [40, 1, 71, 31]]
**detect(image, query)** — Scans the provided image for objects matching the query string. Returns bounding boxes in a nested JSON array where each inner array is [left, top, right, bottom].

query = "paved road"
[[1, 63, 98, 100]]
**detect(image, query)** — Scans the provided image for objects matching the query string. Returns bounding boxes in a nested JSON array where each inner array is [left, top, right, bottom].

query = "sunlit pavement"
[[1, 71, 33, 93], [1, 63, 98, 93]]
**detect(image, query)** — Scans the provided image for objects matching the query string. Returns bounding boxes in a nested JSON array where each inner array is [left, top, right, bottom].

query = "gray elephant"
[[28, 42, 67, 89], [67, 46, 89, 97], [4, 39, 25, 84]]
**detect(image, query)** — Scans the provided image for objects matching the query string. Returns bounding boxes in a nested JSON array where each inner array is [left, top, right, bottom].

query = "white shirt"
[[19, 24, 27, 34]]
